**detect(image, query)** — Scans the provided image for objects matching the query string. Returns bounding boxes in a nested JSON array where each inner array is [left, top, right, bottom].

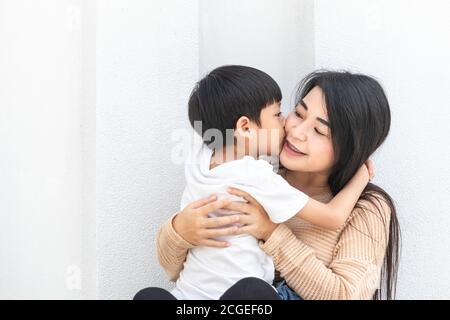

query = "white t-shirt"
[[171, 142, 309, 300]]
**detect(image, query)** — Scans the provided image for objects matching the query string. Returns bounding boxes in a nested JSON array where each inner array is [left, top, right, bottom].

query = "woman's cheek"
[[310, 138, 334, 169], [319, 139, 335, 167]]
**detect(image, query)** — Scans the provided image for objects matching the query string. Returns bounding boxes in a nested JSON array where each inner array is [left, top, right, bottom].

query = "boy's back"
[[171, 141, 307, 299]]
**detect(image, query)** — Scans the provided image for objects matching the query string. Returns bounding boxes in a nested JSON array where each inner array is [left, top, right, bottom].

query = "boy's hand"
[[365, 159, 375, 181], [356, 159, 374, 183], [225, 187, 278, 242]]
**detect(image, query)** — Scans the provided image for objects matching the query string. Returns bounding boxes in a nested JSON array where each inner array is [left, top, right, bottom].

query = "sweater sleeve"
[[261, 199, 391, 300], [156, 213, 194, 281]]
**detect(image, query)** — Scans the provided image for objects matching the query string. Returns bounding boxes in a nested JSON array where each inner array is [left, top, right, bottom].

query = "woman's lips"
[[283, 140, 307, 156]]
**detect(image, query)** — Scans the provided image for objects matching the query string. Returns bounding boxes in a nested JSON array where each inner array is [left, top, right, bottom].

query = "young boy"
[[171, 65, 371, 300]]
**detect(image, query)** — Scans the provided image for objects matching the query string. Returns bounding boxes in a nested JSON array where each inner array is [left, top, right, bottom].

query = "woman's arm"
[[156, 214, 194, 281], [226, 188, 391, 300], [156, 195, 240, 281], [264, 202, 390, 300]]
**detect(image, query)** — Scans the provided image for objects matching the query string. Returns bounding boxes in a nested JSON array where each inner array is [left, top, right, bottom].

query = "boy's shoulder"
[[239, 155, 279, 180]]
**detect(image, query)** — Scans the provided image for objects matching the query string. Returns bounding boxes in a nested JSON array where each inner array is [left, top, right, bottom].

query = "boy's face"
[[256, 101, 286, 156]]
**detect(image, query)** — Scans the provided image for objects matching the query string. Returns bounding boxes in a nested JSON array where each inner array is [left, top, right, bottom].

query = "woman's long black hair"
[[296, 70, 401, 300]]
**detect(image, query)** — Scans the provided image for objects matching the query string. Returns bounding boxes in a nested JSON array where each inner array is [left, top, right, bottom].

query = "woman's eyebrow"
[[300, 99, 331, 127], [300, 99, 308, 110], [317, 118, 331, 127]]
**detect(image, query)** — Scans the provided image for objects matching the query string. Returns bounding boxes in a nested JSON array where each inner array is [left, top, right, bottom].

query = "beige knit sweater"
[[157, 192, 391, 300]]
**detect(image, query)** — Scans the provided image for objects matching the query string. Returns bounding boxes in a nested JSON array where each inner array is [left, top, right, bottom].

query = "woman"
[[137, 70, 400, 300]]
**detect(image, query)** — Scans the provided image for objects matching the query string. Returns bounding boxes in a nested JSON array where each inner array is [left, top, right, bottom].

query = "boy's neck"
[[210, 144, 254, 170]]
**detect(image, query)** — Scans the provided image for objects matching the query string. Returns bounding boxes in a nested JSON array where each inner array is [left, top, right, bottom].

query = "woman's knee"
[[133, 287, 177, 300]]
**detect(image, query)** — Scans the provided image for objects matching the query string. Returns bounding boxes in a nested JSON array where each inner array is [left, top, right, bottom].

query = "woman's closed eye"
[[295, 108, 328, 137], [294, 110, 303, 119], [314, 128, 326, 136]]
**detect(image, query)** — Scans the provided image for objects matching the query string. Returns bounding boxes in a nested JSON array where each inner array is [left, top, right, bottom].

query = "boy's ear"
[[234, 116, 256, 138]]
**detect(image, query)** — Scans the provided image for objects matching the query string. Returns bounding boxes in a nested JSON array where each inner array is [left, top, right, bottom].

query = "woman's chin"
[[280, 149, 308, 171]]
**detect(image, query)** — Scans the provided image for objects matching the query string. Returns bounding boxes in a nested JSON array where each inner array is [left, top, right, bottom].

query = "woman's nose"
[[298, 133, 307, 142], [290, 122, 308, 142]]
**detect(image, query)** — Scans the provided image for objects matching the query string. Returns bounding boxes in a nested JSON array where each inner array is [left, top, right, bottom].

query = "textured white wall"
[[3, 0, 449, 300], [96, 0, 199, 299], [0, 0, 96, 299], [199, 0, 314, 111], [314, 0, 450, 299]]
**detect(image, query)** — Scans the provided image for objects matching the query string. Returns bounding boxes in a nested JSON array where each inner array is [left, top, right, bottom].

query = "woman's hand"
[[173, 195, 240, 248], [225, 187, 278, 241]]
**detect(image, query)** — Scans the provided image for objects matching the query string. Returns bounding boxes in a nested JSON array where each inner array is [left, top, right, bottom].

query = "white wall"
[[199, 0, 314, 111], [314, 0, 450, 299], [2, 0, 450, 300], [0, 0, 96, 299], [96, 0, 199, 299]]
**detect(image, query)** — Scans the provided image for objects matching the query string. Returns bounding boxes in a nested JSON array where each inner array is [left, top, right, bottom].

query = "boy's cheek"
[[274, 133, 285, 155], [280, 127, 286, 140], [278, 127, 286, 145]]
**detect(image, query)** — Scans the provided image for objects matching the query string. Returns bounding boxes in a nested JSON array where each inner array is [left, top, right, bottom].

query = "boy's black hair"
[[188, 65, 282, 146]]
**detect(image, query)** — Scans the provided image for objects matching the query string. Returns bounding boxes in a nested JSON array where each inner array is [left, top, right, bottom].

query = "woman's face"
[[280, 86, 335, 174]]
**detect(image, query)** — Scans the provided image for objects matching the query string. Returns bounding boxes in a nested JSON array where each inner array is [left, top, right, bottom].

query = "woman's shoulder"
[[342, 189, 392, 235], [356, 190, 391, 214], [333, 188, 393, 263]]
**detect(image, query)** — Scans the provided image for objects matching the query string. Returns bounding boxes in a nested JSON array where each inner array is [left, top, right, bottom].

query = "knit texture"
[[156, 192, 391, 300]]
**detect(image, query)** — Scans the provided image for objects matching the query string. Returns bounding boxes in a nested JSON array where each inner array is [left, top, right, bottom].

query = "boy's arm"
[[296, 162, 372, 230]]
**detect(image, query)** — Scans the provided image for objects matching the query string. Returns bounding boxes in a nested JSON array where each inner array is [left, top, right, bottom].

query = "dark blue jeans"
[[274, 280, 303, 300]]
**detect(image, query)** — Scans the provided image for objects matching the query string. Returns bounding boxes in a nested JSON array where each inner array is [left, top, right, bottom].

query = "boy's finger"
[[223, 202, 247, 213], [227, 187, 255, 204], [365, 159, 375, 180]]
